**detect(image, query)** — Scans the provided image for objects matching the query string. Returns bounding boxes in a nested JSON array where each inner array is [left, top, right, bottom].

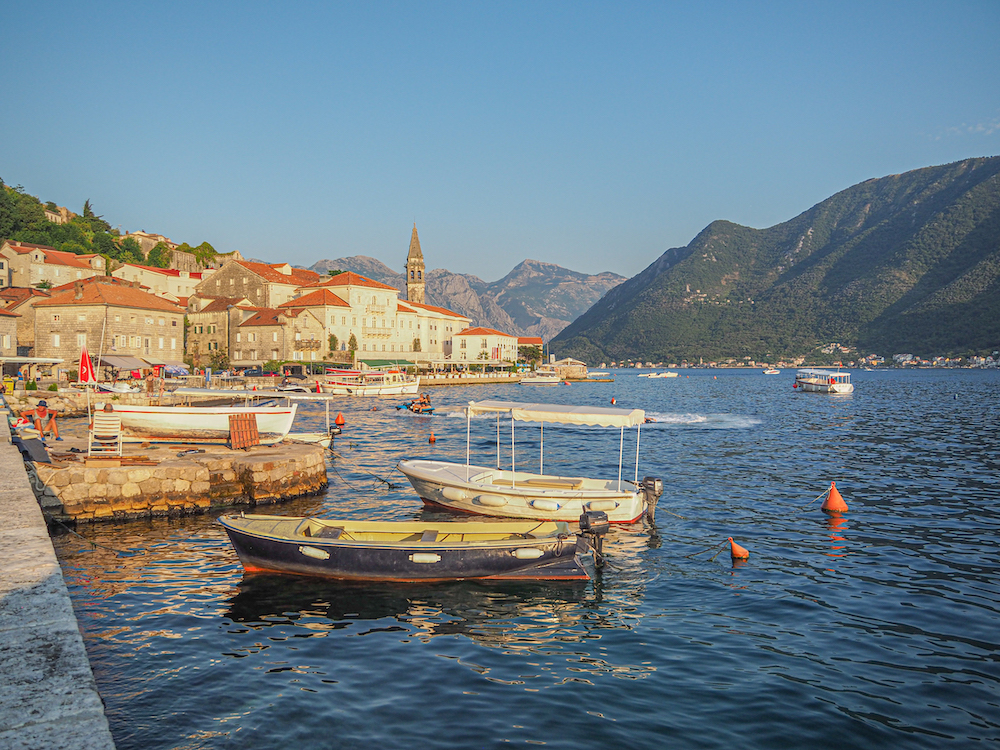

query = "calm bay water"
[[51, 369, 1000, 749]]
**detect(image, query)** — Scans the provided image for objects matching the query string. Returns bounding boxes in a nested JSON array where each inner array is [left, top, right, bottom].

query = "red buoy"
[[729, 537, 749, 559], [822, 481, 848, 513], [429, 432, 436, 443], [334, 412, 346, 426]]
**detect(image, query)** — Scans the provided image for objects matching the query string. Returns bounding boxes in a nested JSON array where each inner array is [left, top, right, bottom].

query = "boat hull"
[[320, 380, 420, 396], [108, 403, 298, 444], [398, 459, 647, 523], [219, 514, 591, 581]]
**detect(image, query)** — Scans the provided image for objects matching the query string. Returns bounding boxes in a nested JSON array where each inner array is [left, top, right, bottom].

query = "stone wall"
[[29, 444, 328, 524]]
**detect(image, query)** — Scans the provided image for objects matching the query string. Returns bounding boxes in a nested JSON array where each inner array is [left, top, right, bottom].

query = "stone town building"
[[43, 205, 76, 224], [0, 287, 50, 355], [0, 308, 18, 357], [33, 277, 186, 371], [186, 296, 256, 368], [111, 263, 213, 301], [0, 240, 106, 288], [121, 231, 178, 257], [452, 327, 518, 363], [232, 308, 326, 366], [194, 260, 321, 308], [405, 224, 426, 305]]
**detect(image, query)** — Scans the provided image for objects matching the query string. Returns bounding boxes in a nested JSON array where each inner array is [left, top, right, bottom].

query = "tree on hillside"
[[146, 241, 171, 268], [117, 236, 144, 264], [518, 344, 542, 365]]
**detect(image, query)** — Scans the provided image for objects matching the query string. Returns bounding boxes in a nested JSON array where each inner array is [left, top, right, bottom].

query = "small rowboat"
[[219, 512, 610, 581]]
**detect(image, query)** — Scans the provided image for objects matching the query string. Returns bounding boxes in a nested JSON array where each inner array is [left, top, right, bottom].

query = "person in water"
[[21, 400, 61, 440]]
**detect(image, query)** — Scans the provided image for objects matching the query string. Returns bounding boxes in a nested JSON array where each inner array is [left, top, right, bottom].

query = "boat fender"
[[513, 548, 544, 560], [298, 545, 330, 561], [477, 494, 507, 507], [829, 377, 835, 385], [442, 487, 466, 502], [409, 552, 442, 564], [587, 499, 618, 512], [531, 498, 560, 512]]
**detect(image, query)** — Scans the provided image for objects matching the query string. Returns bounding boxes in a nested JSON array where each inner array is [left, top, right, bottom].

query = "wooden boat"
[[104, 402, 298, 444], [319, 368, 420, 396], [519, 369, 561, 385], [218, 512, 610, 581], [398, 400, 663, 523], [793, 368, 854, 394]]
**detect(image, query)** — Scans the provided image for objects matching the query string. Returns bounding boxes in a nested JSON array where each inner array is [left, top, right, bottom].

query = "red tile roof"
[[278, 289, 350, 308], [2, 241, 101, 269], [238, 261, 321, 286], [309, 271, 398, 291], [34, 280, 186, 313], [396, 302, 418, 314], [456, 326, 516, 337], [0, 308, 20, 318], [408, 300, 469, 319], [517, 336, 544, 345], [0, 288, 50, 308], [117, 263, 205, 278]]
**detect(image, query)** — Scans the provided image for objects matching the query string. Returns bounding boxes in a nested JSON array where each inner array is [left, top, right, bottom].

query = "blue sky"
[[4, 1, 998, 281]]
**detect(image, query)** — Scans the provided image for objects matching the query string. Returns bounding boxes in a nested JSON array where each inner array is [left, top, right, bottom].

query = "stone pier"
[[29, 443, 329, 524]]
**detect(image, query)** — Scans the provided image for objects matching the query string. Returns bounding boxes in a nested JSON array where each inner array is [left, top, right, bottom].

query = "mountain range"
[[551, 157, 1000, 363], [307, 256, 625, 342]]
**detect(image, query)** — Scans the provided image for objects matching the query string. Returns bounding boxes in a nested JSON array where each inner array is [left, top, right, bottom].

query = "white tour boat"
[[519, 369, 561, 385], [793, 368, 854, 394], [398, 400, 663, 523], [319, 368, 420, 396], [104, 402, 298, 444]]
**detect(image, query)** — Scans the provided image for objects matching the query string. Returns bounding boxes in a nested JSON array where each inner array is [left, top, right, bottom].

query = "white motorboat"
[[763, 368, 780, 375], [319, 369, 420, 396], [103, 402, 298, 444], [398, 400, 663, 523], [643, 371, 678, 378], [793, 368, 854, 394], [519, 369, 561, 385]]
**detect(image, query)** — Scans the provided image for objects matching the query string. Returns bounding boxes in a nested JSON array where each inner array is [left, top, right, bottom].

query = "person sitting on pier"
[[21, 400, 61, 441]]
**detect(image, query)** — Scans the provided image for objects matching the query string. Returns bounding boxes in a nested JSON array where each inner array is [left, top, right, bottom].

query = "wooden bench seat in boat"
[[490, 476, 585, 490]]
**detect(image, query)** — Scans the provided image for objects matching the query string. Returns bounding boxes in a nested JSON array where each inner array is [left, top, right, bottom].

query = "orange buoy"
[[822, 481, 848, 513], [334, 412, 346, 426], [611, 397, 616, 405], [429, 432, 436, 443], [729, 537, 749, 559], [316, 380, 321, 393], [371, 406, 377, 411]]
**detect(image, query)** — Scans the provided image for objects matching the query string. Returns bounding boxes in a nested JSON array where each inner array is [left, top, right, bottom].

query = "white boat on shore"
[[398, 400, 663, 523], [519, 369, 561, 385], [793, 368, 854, 394], [319, 369, 420, 396], [103, 402, 298, 444]]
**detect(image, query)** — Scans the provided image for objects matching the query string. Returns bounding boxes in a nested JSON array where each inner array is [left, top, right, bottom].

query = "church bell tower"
[[405, 224, 426, 305]]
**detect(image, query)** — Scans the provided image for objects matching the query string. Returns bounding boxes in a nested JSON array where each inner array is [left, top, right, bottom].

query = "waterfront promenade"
[[0, 416, 116, 749]]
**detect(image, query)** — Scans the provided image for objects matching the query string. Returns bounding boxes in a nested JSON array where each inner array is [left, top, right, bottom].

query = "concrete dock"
[[0, 416, 116, 749]]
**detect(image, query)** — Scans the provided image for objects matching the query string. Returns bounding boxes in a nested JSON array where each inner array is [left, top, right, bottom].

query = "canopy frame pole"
[[635, 422, 641, 483], [511, 415, 516, 488], [540, 421, 544, 474], [466, 407, 471, 481], [496, 413, 500, 469], [618, 425, 624, 491]]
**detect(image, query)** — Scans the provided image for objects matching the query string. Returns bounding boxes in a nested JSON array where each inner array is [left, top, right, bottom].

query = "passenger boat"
[[319, 368, 420, 396], [519, 369, 561, 385], [398, 400, 663, 523], [104, 402, 298, 444], [793, 368, 854, 394], [218, 511, 611, 581]]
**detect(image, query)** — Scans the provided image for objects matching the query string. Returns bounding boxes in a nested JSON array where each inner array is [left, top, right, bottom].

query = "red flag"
[[79, 346, 97, 383]]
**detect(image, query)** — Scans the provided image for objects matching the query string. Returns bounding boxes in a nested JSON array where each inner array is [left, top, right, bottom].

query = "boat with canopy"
[[398, 400, 663, 523], [793, 368, 854, 394]]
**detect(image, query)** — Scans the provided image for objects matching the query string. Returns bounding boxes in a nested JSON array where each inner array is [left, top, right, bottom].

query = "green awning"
[[358, 359, 416, 368]]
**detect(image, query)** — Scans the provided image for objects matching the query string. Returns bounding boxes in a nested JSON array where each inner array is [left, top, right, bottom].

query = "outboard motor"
[[579, 510, 610, 566], [642, 476, 663, 522]]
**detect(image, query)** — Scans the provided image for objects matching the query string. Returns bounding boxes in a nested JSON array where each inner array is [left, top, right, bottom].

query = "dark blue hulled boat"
[[218, 513, 609, 582]]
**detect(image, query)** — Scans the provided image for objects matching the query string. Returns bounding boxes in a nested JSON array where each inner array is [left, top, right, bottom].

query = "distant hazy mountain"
[[551, 156, 1000, 363], [308, 257, 626, 340]]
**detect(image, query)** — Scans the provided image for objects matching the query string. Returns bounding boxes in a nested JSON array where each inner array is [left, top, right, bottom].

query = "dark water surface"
[[51, 369, 1000, 749]]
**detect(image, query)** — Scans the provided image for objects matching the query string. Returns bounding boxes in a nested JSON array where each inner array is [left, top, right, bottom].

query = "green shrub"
[[47, 383, 59, 391]]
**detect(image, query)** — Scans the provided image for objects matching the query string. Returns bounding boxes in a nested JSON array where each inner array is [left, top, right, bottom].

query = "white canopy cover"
[[466, 400, 645, 428]]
